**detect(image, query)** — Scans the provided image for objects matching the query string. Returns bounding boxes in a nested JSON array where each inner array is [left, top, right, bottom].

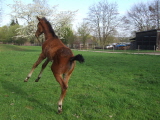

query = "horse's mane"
[[42, 17, 58, 38]]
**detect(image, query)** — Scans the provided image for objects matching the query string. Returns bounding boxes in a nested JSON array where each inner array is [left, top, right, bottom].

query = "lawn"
[[0, 44, 160, 120]]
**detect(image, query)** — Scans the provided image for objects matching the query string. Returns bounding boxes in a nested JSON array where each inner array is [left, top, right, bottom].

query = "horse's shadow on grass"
[[1, 80, 57, 113]]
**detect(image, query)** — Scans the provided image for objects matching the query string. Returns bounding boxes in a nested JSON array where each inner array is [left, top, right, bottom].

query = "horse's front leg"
[[24, 53, 46, 82], [35, 59, 50, 82]]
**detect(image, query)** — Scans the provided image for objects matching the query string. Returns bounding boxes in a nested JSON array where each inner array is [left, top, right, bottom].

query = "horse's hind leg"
[[35, 58, 49, 82], [54, 72, 73, 113], [24, 53, 46, 82], [63, 73, 72, 89], [51, 72, 68, 114]]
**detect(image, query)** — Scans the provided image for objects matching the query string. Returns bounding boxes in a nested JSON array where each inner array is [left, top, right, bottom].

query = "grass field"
[[0, 44, 160, 120]]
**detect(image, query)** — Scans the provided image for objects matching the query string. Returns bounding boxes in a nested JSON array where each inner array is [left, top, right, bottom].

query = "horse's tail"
[[70, 54, 85, 63]]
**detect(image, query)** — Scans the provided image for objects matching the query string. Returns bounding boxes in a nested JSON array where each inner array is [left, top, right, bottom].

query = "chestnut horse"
[[24, 17, 84, 113]]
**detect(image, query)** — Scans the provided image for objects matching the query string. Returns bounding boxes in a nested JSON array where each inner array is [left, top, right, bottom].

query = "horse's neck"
[[43, 25, 57, 40], [43, 31, 51, 40]]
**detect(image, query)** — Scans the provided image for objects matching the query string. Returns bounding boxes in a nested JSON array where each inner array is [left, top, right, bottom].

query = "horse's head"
[[35, 17, 44, 38], [35, 16, 57, 41]]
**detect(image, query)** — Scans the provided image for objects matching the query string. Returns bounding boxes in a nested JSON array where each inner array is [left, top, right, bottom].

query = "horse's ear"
[[37, 16, 41, 21]]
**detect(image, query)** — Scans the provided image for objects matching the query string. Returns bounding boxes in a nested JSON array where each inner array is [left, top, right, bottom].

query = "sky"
[[1, 0, 154, 27]]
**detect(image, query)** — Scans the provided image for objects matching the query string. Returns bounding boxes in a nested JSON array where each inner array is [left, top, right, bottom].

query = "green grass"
[[0, 44, 160, 120]]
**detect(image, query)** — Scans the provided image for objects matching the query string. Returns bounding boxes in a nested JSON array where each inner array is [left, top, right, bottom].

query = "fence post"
[[154, 45, 156, 55]]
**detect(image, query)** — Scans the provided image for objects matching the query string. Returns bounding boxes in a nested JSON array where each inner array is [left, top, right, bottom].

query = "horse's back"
[[58, 47, 73, 57], [54, 47, 73, 62], [42, 38, 67, 60]]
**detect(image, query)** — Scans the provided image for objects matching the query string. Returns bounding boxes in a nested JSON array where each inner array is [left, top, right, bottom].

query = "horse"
[[24, 17, 84, 113]]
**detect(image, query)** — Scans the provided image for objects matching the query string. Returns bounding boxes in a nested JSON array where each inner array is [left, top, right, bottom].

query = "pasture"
[[0, 44, 160, 120]]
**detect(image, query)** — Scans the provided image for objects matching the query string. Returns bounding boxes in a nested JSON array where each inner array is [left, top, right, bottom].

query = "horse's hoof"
[[58, 110, 62, 114], [24, 79, 28, 82], [35, 79, 38, 82], [24, 77, 30, 82], [35, 77, 40, 82]]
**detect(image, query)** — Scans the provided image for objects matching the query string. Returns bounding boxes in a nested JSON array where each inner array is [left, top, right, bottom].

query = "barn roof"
[[136, 29, 159, 34]]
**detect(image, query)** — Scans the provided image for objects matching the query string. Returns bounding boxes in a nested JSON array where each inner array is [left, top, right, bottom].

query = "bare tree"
[[86, 0, 119, 46], [77, 21, 90, 47], [149, 0, 160, 29], [125, 1, 160, 32]]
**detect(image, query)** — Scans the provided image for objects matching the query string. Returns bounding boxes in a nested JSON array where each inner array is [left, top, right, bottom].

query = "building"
[[130, 29, 160, 50]]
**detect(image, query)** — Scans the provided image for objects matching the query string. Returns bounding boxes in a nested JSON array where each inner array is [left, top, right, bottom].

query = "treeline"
[[0, 0, 159, 47], [0, 20, 27, 45]]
